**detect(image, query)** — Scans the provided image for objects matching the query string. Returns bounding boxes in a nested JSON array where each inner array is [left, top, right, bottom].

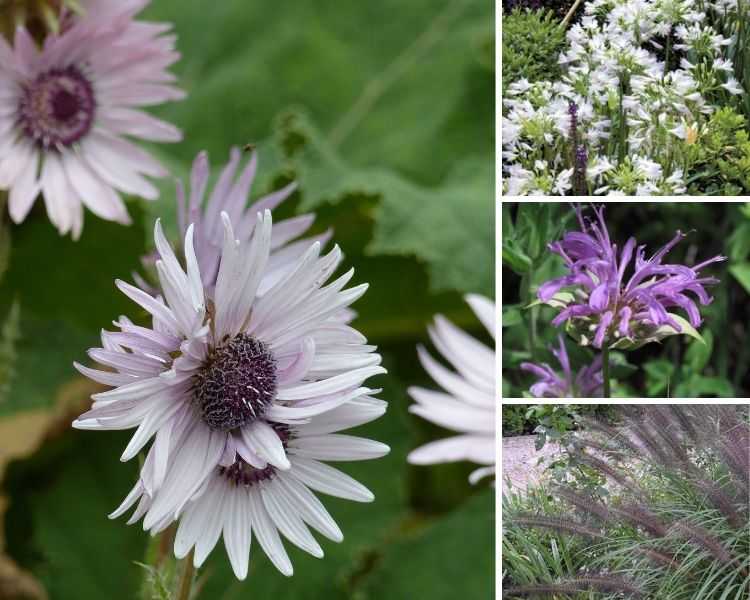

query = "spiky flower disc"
[[73, 209, 389, 579], [0, 1, 184, 238], [407, 295, 496, 484]]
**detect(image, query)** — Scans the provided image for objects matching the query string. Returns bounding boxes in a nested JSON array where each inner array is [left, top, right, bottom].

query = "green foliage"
[[359, 489, 494, 599], [4, 430, 147, 600], [501, 404, 617, 438], [140, 0, 494, 303], [502, 404, 533, 435], [0, 216, 9, 283], [501, 9, 565, 97], [643, 331, 735, 397], [270, 111, 494, 297], [0, 207, 147, 416], [727, 203, 750, 261], [729, 262, 750, 294], [727, 203, 750, 296], [143, 0, 493, 187], [502, 485, 587, 587], [0, 301, 20, 404], [686, 108, 750, 195]]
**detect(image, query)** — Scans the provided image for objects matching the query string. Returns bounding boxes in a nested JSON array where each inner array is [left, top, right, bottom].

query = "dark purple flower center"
[[18, 65, 96, 149], [219, 425, 291, 486], [220, 460, 277, 486], [193, 334, 277, 431]]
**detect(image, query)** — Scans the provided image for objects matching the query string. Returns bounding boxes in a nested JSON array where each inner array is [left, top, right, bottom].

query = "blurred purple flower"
[[537, 204, 726, 349], [0, 2, 184, 238], [521, 335, 603, 397]]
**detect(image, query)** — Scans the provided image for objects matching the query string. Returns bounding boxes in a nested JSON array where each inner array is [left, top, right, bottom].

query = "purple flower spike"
[[537, 205, 726, 350], [521, 336, 603, 398]]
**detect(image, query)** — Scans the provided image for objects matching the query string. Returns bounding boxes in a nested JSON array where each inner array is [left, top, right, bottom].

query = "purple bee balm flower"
[[537, 204, 726, 350], [521, 335, 603, 397]]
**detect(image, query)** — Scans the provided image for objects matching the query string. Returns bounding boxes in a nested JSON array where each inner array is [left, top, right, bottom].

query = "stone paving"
[[501, 434, 563, 495]]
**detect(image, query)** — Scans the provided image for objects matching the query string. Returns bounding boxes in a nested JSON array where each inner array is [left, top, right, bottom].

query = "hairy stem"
[[176, 550, 195, 600], [602, 344, 610, 398], [520, 272, 537, 361], [157, 524, 176, 567]]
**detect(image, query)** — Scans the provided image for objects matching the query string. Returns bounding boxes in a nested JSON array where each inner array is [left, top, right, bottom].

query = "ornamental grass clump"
[[503, 405, 750, 599]]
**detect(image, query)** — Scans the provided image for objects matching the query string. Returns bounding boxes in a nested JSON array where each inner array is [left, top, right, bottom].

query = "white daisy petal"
[[223, 485, 252, 580], [408, 296, 496, 483], [248, 487, 293, 576]]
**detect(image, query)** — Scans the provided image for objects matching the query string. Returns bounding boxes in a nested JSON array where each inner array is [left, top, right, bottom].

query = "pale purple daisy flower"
[[520, 336, 603, 398], [0, 1, 184, 238], [144, 148, 329, 298], [407, 295, 495, 484], [73, 210, 388, 579], [537, 205, 725, 350]]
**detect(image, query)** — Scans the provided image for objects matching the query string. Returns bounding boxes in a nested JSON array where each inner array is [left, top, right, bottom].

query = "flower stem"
[[602, 344, 610, 398], [561, 0, 584, 28], [521, 272, 537, 361], [176, 550, 195, 600]]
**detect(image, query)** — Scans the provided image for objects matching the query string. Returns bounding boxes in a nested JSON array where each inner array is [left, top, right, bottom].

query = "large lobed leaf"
[[138, 0, 494, 299], [0, 208, 147, 417]]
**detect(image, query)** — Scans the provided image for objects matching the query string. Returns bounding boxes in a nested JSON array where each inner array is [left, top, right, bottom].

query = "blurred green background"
[[502, 202, 750, 398], [0, 1, 495, 598]]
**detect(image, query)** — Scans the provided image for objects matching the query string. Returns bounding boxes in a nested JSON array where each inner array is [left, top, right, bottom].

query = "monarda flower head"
[[536, 204, 725, 350], [73, 209, 389, 579], [521, 335, 603, 398], [0, 1, 184, 238]]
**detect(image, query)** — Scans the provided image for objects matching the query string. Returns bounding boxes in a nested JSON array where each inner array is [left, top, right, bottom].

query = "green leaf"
[[4, 429, 147, 600], [0, 216, 9, 284], [517, 203, 550, 261], [502, 242, 533, 275], [729, 262, 750, 295], [356, 490, 494, 599], [673, 374, 735, 398], [502, 304, 523, 328], [609, 313, 705, 350], [653, 314, 705, 345], [272, 111, 493, 297], [606, 350, 638, 379], [0, 206, 147, 416], [142, 0, 493, 188], [0, 300, 21, 404], [643, 359, 676, 397], [526, 291, 574, 309], [684, 329, 714, 374], [138, 0, 493, 298], [727, 222, 750, 263]]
